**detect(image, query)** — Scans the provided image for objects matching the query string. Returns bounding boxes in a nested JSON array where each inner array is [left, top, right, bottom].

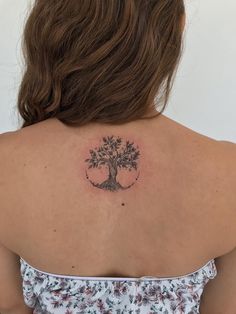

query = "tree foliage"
[[85, 135, 140, 171]]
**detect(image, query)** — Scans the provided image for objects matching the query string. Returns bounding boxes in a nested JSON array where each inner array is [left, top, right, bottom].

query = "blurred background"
[[0, 0, 235, 141]]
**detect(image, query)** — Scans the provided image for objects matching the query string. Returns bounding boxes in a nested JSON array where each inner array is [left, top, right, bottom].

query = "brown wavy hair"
[[17, 0, 185, 128]]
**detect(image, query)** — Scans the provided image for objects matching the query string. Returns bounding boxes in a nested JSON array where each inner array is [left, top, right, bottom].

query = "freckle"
[[72, 266, 75, 269], [23, 163, 26, 167], [53, 229, 57, 232], [44, 165, 47, 169], [121, 203, 125, 206]]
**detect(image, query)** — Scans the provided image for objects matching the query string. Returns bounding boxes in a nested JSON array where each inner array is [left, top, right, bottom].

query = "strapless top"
[[20, 257, 217, 314]]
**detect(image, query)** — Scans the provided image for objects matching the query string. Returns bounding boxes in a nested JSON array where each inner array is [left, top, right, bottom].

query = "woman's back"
[[1, 114, 236, 313], [1, 0, 235, 312], [0, 114, 235, 279]]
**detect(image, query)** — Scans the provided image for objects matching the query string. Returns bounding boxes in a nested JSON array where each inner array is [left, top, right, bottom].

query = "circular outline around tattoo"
[[85, 135, 140, 191]]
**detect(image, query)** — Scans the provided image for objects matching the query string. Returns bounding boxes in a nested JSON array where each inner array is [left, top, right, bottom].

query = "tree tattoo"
[[85, 136, 140, 191]]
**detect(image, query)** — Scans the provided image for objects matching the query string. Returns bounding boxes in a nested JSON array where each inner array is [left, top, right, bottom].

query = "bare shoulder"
[[217, 138, 236, 158], [212, 139, 236, 251], [0, 130, 18, 149], [178, 131, 236, 255], [215, 139, 236, 206], [0, 130, 30, 245], [0, 129, 23, 196], [194, 141, 236, 314], [0, 129, 27, 205], [0, 130, 23, 172], [0, 122, 48, 165]]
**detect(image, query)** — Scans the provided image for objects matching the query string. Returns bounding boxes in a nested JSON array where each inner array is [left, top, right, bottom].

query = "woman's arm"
[[199, 247, 236, 313], [0, 304, 33, 314], [0, 133, 33, 314], [0, 241, 33, 313], [200, 141, 236, 313]]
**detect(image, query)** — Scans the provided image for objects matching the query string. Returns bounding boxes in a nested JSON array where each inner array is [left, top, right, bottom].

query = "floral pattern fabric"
[[20, 257, 217, 314]]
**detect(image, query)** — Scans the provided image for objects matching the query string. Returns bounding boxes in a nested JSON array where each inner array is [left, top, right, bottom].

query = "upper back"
[[0, 115, 235, 278]]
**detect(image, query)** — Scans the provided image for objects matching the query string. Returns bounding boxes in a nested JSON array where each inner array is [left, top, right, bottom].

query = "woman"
[[0, 0, 235, 313]]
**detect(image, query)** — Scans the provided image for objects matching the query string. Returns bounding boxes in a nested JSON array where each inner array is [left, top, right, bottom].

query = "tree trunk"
[[108, 161, 117, 182]]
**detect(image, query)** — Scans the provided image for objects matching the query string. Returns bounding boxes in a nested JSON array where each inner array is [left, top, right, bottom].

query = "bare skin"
[[0, 113, 235, 278]]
